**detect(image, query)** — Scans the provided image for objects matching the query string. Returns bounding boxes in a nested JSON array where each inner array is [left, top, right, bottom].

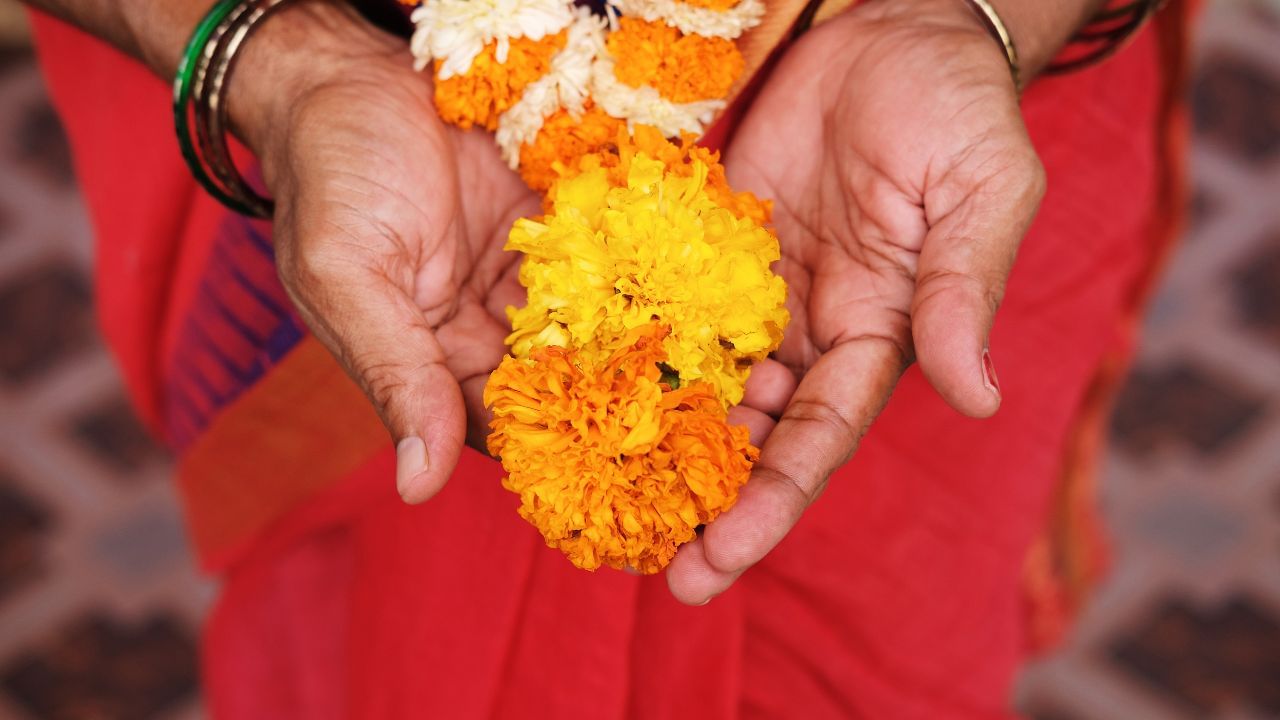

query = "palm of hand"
[[667, 7, 1045, 603], [734, 11, 1034, 388], [268, 55, 541, 498]]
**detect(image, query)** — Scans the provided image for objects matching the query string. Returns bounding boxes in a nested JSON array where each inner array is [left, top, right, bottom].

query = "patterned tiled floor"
[[0, 2, 1278, 719], [1019, 2, 1280, 718], [0, 28, 210, 720]]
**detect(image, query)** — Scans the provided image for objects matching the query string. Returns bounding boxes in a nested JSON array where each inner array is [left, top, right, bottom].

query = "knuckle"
[[293, 240, 351, 287], [358, 357, 414, 418], [276, 231, 339, 293], [917, 265, 983, 300], [355, 351, 449, 424], [828, 329, 914, 369], [916, 267, 1004, 320], [753, 464, 815, 516], [985, 281, 1006, 315], [783, 398, 861, 472], [1013, 148, 1048, 204]]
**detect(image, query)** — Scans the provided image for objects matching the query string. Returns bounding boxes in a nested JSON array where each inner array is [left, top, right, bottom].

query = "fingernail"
[[981, 348, 1001, 398], [396, 436, 429, 500], [695, 597, 712, 606]]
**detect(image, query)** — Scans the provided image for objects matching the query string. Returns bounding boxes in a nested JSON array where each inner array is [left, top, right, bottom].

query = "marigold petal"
[[434, 31, 567, 131], [506, 132, 789, 406], [486, 325, 757, 573], [606, 17, 744, 104]]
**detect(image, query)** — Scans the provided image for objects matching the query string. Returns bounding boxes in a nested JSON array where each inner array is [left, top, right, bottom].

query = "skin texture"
[[255, 22, 541, 502], [239, 4, 807, 503], [665, 0, 1050, 604], [20, 0, 1102, 601]]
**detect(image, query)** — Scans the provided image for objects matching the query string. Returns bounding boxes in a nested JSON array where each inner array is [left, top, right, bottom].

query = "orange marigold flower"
[[571, 124, 771, 224], [681, 0, 742, 8], [605, 17, 744, 104], [434, 31, 566, 132], [485, 326, 757, 574], [518, 103, 626, 191]]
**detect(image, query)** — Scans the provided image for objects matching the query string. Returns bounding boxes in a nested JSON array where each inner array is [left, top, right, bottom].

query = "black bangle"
[[1046, 0, 1168, 75], [175, 0, 295, 218]]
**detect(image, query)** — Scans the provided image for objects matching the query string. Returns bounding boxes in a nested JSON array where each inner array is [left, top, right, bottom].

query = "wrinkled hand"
[[240, 2, 540, 502], [667, 0, 1046, 604]]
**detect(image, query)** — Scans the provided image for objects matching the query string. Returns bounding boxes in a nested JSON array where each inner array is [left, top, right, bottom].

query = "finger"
[[460, 373, 493, 451], [432, 303, 512, 453], [726, 405, 777, 447], [741, 358, 797, 418], [277, 226, 466, 506], [912, 144, 1045, 418], [666, 537, 727, 605], [667, 337, 906, 604]]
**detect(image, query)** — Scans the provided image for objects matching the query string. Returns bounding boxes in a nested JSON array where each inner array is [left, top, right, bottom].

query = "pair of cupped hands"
[[243, 0, 1045, 604]]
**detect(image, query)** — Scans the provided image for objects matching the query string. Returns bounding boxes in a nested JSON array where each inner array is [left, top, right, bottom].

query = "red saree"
[[30, 2, 1194, 717]]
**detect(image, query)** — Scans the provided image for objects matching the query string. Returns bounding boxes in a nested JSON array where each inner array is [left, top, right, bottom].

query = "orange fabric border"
[[1022, 0, 1199, 652], [177, 336, 389, 571]]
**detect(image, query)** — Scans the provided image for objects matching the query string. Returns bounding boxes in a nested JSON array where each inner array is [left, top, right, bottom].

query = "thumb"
[[911, 145, 1045, 418], [277, 224, 467, 505]]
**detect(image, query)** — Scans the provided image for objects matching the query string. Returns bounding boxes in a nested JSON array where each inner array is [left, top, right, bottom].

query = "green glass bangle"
[[198, 0, 288, 219], [173, 0, 266, 218], [192, 2, 258, 210]]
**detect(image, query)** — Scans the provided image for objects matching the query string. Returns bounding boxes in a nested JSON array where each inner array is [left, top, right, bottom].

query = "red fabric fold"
[[30, 4, 1193, 716]]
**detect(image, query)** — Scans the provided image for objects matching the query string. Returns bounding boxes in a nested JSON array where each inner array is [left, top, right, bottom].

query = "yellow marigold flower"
[[434, 31, 567, 131], [575, 125, 772, 225], [506, 138, 789, 406], [518, 103, 626, 192], [485, 326, 757, 573], [606, 17, 744, 104]]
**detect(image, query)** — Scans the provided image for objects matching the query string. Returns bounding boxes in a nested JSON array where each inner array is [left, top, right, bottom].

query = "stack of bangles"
[[1047, 0, 1172, 74], [174, 0, 1169, 573], [174, 0, 1171, 221], [963, 0, 1168, 90], [173, 0, 293, 219]]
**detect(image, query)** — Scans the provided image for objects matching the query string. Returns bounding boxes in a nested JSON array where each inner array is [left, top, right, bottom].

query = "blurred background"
[[0, 1, 1278, 718]]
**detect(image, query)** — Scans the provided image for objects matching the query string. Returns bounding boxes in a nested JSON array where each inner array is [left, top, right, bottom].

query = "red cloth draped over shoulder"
[[29, 1, 1196, 717]]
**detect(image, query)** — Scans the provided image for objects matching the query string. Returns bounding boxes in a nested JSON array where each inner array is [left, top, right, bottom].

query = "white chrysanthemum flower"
[[411, 0, 576, 79], [589, 52, 724, 138], [496, 9, 607, 168], [605, 0, 765, 40]]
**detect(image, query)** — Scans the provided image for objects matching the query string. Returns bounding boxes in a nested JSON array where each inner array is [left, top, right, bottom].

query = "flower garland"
[[409, 0, 788, 573], [605, 0, 766, 40]]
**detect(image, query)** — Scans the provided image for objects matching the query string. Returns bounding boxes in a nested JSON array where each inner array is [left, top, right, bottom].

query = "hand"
[[238, 2, 540, 502], [666, 0, 1046, 604]]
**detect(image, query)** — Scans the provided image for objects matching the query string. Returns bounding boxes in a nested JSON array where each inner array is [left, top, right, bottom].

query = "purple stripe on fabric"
[[241, 220, 275, 258], [201, 283, 268, 347], [265, 316, 305, 363], [182, 360, 229, 409], [224, 260, 290, 321], [186, 318, 263, 386], [162, 215, 308, 450]]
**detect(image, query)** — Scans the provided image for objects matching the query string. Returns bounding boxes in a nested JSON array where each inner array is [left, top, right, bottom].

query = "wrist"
[[225, 0, 405, 160], [860, 0, 1108, 80], [967, 0, 1109, 76]]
